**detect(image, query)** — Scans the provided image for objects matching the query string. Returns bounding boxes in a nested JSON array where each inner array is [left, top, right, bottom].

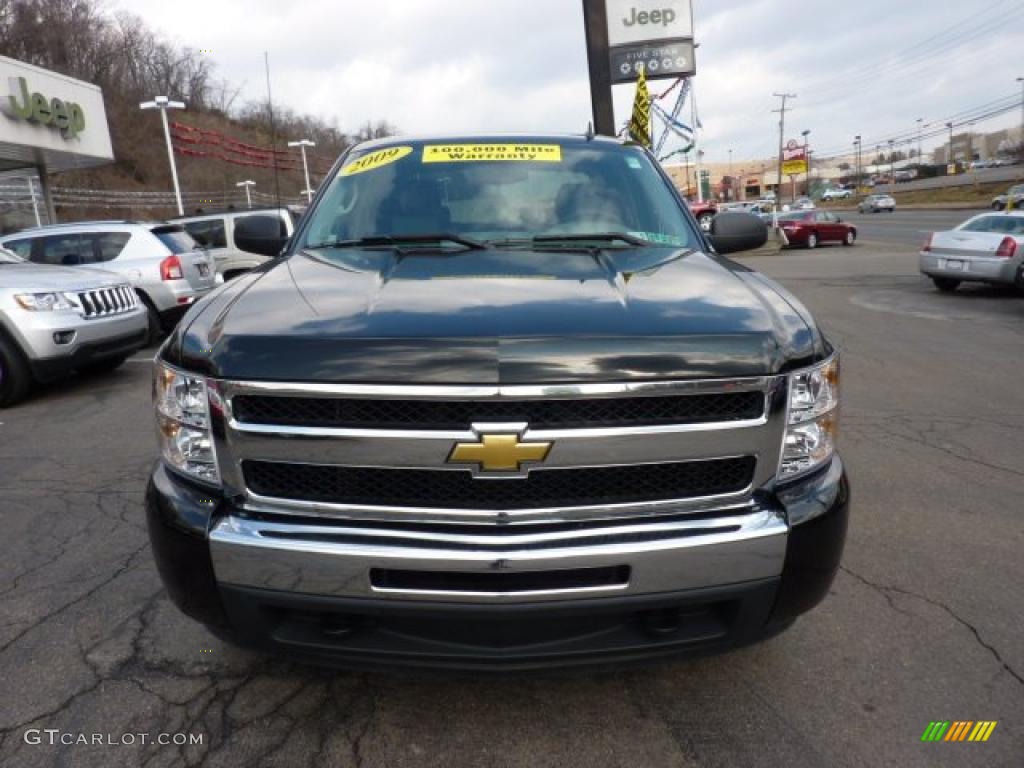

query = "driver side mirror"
[[234, 215, 289, 257], [707, 212, 768, 255]]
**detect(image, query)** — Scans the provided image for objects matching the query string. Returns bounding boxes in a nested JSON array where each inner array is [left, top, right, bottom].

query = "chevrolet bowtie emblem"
[[448, 432, 552, 474]]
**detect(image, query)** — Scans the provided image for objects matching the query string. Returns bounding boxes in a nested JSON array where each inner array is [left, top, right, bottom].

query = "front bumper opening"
[[217, 580, 779, 670], [369, 565, 631, 595]]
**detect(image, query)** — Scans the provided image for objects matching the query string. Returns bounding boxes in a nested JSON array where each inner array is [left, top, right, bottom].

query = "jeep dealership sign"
[[605, 0, 695, 83], [0, 55, 113, 173]]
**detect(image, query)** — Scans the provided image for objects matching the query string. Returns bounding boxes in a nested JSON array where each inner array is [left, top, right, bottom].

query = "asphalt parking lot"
[[2, 219, 1022, 767]]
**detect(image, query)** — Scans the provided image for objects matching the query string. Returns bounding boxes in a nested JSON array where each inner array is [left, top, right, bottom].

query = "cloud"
[[114, 0, 1024, 163]]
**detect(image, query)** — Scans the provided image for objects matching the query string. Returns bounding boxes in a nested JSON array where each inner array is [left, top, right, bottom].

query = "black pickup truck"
[[146, 135, 848, 670]]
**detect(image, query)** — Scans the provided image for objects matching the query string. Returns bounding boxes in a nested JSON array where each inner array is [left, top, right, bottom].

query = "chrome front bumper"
[[209, 505, 787, 604]]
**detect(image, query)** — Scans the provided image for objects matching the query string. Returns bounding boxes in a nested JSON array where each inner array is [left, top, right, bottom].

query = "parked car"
[[778, 211, 857, 249], [687, 199, 718, 231], [858, 194, 896, 213], [821, 188, 852, 201], [919, 211, 1024, 292], [0, 246, 147, 406], [170, 207, 298, 280], [792, 197, 815, 210], [145, 133, 848, 670], [991, 184, 1024, 211], [0, 221, 215, 344]]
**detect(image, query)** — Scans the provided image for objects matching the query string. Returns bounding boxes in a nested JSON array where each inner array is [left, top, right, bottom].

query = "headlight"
[[14, 292, 76, 312], [154, 362, 220, 485], [779, 355, 839, 480]]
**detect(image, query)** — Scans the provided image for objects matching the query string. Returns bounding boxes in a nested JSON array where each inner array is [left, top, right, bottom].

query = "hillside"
[[0, 0, 393, 220]]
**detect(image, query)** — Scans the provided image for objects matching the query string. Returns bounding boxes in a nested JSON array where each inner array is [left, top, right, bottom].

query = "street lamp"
[[139, 96, 186, 216], [888, 139, 895, 194], [236, 180, 256, 209], [854, 135, 861, 196], [288, 139, 316, 203], [946, 122, 954, 173], [801, 129, 811, 196]]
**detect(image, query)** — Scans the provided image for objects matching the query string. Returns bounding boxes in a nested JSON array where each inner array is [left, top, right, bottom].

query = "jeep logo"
[[622, 7, 677, 27], [5, 77, 86, 140]]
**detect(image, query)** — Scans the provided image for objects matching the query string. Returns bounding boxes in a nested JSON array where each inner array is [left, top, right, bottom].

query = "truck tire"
[[0, 335, 32, 407], [932, 277, 960, 293]]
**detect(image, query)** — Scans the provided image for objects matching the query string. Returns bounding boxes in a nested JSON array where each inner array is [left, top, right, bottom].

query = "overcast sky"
[[114, 0, 1024, 164]]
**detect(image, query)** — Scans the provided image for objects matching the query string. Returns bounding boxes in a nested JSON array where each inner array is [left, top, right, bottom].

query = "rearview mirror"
[[707, 212, 768, 255], [234, 215, 288, 257]]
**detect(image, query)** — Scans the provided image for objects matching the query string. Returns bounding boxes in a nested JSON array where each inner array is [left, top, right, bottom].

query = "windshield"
[[298, 141, 696, 250]]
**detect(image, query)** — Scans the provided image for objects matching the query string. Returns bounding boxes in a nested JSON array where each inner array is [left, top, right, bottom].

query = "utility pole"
[[692, 84, 704, 203], [921, 117, 929, 166], [728, 148, 733, 200], [946, 121, 954, 173], [139, 96, 186, 216], [1017, 77, 1024, 156], [772, 92, 796, 204]]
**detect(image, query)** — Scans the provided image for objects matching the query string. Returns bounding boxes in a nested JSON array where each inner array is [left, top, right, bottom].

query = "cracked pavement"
[[1, 235, 1022, 767]]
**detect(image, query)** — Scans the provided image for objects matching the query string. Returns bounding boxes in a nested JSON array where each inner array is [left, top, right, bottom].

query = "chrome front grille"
[[77, 286, 138, 318], [213, 377, 789, 525]]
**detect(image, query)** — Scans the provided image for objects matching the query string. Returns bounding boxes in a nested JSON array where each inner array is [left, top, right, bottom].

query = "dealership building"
[[0, 55, 114, 233]]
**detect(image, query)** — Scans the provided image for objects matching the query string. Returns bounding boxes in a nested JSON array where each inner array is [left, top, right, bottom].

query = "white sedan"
[[919, 211, 1024, 292]]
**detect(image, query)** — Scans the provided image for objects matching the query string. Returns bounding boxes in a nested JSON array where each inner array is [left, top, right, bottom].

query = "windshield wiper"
[[305, 233, 488, 252], [532, 232, 652, 247]]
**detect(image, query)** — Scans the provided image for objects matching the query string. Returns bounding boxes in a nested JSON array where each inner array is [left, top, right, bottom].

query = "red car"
[[687, 199, 717, 231], [778, 211, 857, 248]]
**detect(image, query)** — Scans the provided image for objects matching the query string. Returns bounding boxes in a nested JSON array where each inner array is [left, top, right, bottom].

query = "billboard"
[[782, 140, 808, 176], [605, 1, 695, 82]]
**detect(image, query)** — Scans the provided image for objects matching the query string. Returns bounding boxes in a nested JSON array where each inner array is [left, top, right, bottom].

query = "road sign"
[[604, 1, 695, 81]]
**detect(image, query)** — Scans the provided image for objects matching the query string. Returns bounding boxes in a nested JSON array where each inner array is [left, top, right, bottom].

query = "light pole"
[[728, 149, 733, 200], [288, 139, 316, 203], [854, 135, 861, 195], [236, 180, 256, 209], [801, 129, 810, 196], [139, 96, 186, 215], [888, 139, 895, 194]]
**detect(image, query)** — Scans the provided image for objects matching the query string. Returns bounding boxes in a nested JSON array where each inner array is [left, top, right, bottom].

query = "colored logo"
[[448, 430, 551, 475], [921, 721, 997, 742]]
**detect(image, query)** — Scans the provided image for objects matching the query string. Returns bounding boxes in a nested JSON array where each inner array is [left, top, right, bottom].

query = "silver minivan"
[[0, 221, 216, 343], [171, 208, 297, 280]]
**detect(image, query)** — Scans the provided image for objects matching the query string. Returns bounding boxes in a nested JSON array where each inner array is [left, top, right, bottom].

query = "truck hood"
[[171, 247, 823, 383]]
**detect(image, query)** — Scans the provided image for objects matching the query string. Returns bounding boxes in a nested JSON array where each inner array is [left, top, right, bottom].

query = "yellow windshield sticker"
[[340, 146, 413, 176], [422, 144, 562, 163]]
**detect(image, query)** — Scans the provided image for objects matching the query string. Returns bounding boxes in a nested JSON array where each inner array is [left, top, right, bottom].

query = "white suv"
[[0, 247, 147, 406], [0, 221, 216, 343], [170, 208, 297, 280]]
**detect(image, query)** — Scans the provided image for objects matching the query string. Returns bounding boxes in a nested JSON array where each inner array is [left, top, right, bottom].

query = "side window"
[[4, 238, 34, 259], [236, 214, 287, 238], [88, 232, 132, 262], [38, 234, 91, 266], [184, 219, 228, 248]]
